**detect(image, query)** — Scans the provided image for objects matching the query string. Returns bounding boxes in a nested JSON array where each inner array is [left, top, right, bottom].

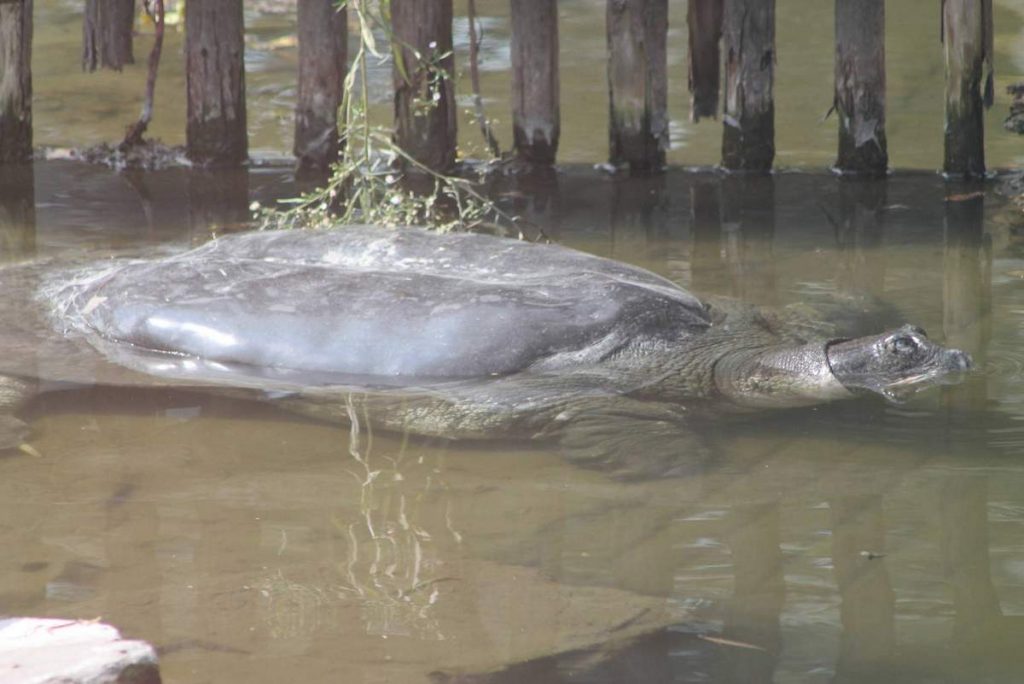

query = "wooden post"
[[688, 0, 723, 122], [606, 0, 668, 173], [510, 0, 559, 165], [392, 0, 456, 172], [0, 0, 32, 164], [294, 0, 347, 176], [834, 0, 887, 175], [82, 0, 135, 72], [721, 0, 774, 171], [942, 0, 993, 178], [185, 0, 248, 168]]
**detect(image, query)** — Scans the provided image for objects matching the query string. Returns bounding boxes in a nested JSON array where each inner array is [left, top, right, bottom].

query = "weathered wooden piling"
[[392, 0, 456, 172], [185, 0, 248, 168], [834, 0, 887, 176], [688, 0, 723, 122], [721, 0, 775, 171], [0, 0, 33, 164], [606, 0, 668, 173], [511, 0, 560, 165], [942, 0, 993, 178], [294, 0, 347, 176], [82, 0, 135, 72]]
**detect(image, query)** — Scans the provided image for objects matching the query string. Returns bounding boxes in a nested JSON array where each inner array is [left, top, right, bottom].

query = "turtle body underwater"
[[0, 225, 972, 472]]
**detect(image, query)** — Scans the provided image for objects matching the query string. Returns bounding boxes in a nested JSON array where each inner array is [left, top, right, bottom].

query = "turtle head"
[[825, 325, 973, 402], [713, 324, 973, 409]]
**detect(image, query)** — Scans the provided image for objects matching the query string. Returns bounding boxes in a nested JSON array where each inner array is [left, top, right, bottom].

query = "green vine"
[[257, 0, 518, 235]]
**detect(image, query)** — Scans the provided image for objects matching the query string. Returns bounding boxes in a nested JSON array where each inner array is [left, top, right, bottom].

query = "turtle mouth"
[[876, 351, 974, 403]]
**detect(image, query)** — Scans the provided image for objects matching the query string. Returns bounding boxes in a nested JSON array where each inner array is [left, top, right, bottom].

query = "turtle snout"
[[949, 348, 974, 372]]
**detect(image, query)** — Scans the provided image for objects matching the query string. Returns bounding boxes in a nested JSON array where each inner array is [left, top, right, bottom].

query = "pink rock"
[[0, 618, 160, 684]]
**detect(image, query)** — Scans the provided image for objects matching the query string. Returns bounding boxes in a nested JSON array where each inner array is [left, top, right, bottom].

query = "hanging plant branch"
[[467, 0, 502, 157], [122, 0, 165, 148], [258, 0, 521, 235]]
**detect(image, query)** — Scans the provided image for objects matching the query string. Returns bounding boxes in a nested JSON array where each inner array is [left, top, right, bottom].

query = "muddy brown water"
[[4, 1, 1024, 681], [0, 162, 1023, 684]]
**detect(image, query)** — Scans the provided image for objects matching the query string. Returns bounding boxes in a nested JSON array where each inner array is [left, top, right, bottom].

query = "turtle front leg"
[[535, 397, 712, 481]]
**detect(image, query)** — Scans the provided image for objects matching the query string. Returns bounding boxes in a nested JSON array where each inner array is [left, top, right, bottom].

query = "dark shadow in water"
[[429, 629, 720, 684]]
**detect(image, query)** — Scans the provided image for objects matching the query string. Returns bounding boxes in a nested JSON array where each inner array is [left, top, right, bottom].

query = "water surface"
[[0, 162, 1023, 682]]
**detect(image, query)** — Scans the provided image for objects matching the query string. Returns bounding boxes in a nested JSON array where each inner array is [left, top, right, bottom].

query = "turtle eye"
[[886, 334, 920, 355]]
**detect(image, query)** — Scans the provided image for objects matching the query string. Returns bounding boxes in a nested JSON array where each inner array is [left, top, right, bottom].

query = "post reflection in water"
[[687, 175, 777, 304], [187, 168, 252, 242], [940, 476, 1002, 650], [720, 176, 776, 305], [0, 164, 36, 261], [829, 495, 894, 682], [716, 504, 783, 684], [943, 183, 991, 411], [834, 178, 887, 299], [486, 166, 563, 241], [689, 178, 725, 295], [608, 172, 672, 267]]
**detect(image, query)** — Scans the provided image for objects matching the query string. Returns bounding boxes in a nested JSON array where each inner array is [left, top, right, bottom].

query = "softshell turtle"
[[0, 226, 971, 473]]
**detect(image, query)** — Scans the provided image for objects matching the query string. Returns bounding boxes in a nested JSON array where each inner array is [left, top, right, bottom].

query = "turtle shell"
[[48, 226, 711, 389]]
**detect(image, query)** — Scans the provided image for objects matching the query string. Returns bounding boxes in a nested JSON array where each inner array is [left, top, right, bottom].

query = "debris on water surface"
[[45, 140, 188, 171], [697, 634, 767, 651]]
